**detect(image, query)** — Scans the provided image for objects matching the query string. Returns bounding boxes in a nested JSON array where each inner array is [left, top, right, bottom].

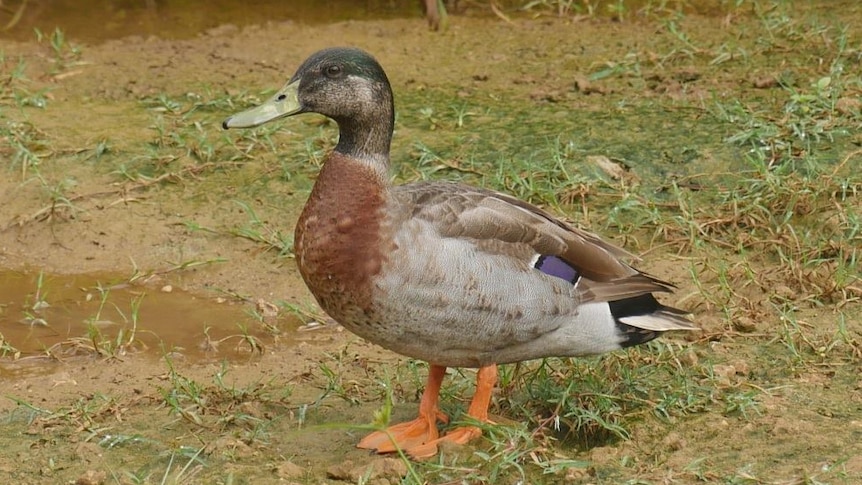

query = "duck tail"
[[608, 294, 696, 348]]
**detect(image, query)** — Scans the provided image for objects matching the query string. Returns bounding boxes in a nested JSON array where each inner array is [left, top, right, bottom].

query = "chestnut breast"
[[294, 153, 391, 325]]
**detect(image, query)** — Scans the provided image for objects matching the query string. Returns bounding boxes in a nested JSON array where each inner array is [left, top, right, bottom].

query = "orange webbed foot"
[[403, 424, 484, 459], [356, 408, 449, 453], [407, 365, 498, 458], [357, 365, 448, 455], [357, 364, 498, 459]]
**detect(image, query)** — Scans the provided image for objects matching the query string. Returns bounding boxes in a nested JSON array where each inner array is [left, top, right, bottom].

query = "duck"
[[222, 47, 696, 459]]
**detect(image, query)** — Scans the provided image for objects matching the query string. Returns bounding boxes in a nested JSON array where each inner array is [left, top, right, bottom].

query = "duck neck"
[[333, 93, 394, 181]]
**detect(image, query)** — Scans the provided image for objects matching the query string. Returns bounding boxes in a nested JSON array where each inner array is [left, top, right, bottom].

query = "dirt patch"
[[1, 1, 861, 484]]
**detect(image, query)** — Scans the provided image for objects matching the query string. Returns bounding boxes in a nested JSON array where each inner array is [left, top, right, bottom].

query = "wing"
[[395, 181, 676, 304]]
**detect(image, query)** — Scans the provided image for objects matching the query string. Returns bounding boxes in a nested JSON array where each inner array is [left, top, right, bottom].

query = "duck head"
[[223, 47, 395, 162]]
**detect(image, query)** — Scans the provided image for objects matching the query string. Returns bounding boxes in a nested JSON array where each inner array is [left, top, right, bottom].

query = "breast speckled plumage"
[[223, 47, 697, 459]]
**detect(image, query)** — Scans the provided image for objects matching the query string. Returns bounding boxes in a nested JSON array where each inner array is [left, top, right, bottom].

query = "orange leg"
[[405, 364, 498, 459], [357, 364, 448, 454]]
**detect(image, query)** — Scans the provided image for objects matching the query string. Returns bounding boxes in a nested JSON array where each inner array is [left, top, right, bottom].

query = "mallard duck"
[[223, 47, 696, 459]]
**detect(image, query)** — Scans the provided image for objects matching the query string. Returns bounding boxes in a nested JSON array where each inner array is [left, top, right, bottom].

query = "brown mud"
[[1, 1, 861, 484]]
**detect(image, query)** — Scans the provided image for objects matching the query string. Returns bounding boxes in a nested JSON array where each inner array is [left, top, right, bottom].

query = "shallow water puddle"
[[0, 269, 288, 373], [0, 0, 428, 43], [0, 0, 733, 44]]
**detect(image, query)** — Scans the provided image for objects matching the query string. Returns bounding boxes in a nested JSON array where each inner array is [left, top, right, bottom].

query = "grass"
[[34, 27, 83, 74], [2, 118, 50, 179], [227, 200, 294, 257], [159, 357, 292, 430], [1, 361, 280, 483], [0, 333, 20, 359], [1, 2, 861, 484]]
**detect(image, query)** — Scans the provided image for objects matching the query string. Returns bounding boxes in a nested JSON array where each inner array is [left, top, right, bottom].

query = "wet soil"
[[1, 1, 861, 484]]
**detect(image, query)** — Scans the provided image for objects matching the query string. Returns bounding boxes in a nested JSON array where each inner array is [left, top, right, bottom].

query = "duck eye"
[[324, 65, 342, 78]]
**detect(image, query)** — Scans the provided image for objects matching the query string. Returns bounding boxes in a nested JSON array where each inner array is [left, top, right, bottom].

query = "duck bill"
[[222, 80, 301, 129]]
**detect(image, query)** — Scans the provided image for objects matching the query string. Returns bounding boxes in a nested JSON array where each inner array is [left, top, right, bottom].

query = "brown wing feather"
[[396, 181, 681, 304]]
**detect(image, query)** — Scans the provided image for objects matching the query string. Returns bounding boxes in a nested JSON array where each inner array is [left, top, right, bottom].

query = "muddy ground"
[[1, 1, 861, 484]]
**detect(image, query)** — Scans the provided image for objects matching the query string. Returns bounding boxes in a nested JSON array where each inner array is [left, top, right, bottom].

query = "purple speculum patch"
[[534, 255, 579, 284]]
